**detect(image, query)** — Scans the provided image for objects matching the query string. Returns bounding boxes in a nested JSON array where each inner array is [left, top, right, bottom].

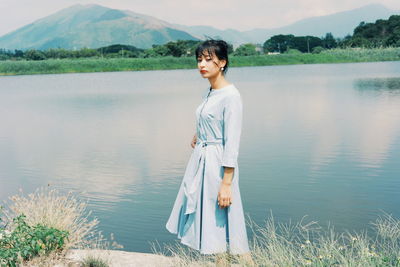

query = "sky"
[[1, 0, 400, 36]]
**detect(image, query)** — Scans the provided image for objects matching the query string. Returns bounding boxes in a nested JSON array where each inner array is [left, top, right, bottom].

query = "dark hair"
[[195, 39, 229, 76]]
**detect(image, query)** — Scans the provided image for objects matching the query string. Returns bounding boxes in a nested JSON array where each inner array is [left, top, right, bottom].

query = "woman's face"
[[197, 50, 226, 78]]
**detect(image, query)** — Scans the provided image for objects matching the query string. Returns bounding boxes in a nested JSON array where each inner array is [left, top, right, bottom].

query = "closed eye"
[[197, 58, 212, 62]]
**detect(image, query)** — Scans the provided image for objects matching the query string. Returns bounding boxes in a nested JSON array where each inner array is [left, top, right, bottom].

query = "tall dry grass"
[[1, 187, 122, 266], [2, 187, 98, 250], [155, 211, 400, 267]]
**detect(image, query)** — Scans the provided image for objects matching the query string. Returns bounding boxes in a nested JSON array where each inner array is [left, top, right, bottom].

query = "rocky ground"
[[58, 249, 176, 267]]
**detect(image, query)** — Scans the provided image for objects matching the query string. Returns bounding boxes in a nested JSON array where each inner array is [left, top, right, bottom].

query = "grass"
[[81, 254, 110, 267], [153, 211, 400, 267], [0, 187, 122, 266], [0, 47, 399, 76], [2, 187, 99, 251], [2, 187, 399, 266]]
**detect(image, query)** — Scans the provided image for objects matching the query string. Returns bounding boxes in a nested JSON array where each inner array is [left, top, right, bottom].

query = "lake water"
[[1, 61, 400, 253]]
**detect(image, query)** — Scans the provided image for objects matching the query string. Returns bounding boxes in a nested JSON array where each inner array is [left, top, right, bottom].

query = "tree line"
[[1, 15, 399, 61]]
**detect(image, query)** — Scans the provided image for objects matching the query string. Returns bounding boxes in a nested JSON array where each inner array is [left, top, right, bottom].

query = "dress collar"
[[209, 84, 234, 94]]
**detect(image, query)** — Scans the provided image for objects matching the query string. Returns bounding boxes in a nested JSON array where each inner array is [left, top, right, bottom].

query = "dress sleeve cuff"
[[221, 157, 237, 168]]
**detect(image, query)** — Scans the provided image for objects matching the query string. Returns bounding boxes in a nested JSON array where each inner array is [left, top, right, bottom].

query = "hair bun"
[[217, 40, 228, 48]]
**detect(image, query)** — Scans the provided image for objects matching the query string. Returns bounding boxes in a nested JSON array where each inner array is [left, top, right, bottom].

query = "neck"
[[208, 73, 229, 90]]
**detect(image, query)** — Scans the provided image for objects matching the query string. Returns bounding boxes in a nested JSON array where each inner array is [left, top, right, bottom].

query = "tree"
[[44, 48, 73, 59], [234, 43, 258, 56], [145, 45, 170, 57], [166, 41, 187, 57], [291, 36, 323, 53], [24, 49, 46, 60], [322, 33, 337, 49], [14, 49, 24, 58], [264, 34, 323, 53], [263, 34, 295, 53], [349, 15, 400, 48]]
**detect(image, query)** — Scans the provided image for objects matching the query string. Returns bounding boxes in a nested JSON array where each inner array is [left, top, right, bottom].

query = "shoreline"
[[1, 47, 399, 76], [62, 249, 176, 267], [62, 249, 241, 267]]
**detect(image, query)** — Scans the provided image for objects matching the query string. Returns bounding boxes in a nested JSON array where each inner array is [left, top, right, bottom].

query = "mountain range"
[[0, 3, 398, 50]]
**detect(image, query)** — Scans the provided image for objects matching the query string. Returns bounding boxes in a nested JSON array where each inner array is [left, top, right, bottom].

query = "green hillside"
[[0, 4, 199, 50], [346, 15, 400, 47]]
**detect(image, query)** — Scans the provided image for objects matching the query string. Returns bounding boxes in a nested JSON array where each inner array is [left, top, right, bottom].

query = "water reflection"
[[1, 62, 400, 252], [351, 77, 400, 169], [354, 77, 400, 96], [0, 71, 200, 209]]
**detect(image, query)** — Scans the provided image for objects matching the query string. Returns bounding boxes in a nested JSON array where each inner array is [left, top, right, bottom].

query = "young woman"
[[166, 39, 254, 266]]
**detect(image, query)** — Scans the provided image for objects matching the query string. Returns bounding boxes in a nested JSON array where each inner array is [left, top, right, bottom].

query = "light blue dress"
[[166, 84, 250, 255]]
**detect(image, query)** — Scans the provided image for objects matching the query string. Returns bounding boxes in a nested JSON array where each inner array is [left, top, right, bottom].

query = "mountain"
[[176, 3, 398, 46], [0, 4, 199, 50], [0, 3, 398, 50]]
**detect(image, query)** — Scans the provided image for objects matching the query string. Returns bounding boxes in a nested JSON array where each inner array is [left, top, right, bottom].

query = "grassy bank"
[[1, 187, 400, 266], [0, 47, 399, 76], [156, 212, 400, 267]]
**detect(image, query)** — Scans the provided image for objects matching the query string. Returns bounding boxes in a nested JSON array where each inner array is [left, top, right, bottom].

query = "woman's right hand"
[[190, 134, 197, 148]]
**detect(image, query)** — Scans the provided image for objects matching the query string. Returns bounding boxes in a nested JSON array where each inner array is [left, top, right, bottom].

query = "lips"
[[200, 70, 207, 73]]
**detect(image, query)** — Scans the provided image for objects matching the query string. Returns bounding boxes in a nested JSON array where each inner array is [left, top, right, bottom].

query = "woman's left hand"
[[218, 182, 232, 209]]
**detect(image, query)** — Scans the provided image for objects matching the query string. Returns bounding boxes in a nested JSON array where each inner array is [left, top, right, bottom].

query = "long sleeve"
[[221, 93, 243, 168]]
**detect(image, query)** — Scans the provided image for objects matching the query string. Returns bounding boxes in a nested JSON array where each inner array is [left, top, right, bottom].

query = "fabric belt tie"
[[183, 139, 223, 215]]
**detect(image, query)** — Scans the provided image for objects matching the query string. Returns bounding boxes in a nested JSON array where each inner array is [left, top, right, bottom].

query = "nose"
[[199, 59, 206, 67]]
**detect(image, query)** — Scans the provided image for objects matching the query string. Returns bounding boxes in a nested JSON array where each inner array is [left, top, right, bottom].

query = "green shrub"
[[0, 214, 69, 267], [81, 255, 109, 267], [285, 48, 302, 54], [312, 46, 325, 54]]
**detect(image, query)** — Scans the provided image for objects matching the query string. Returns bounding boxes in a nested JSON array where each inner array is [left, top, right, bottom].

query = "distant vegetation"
[[349, 15, 400, 47], [1, 47, 399, 76], [0, 15, 399, 61], [0, 15, 399, 75], [0, 40, 231, 61]]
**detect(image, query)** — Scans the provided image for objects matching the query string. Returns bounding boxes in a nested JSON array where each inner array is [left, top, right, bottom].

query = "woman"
[[166, 39, 254, 266]]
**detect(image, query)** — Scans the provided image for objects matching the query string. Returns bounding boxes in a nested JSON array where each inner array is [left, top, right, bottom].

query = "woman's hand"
[[190, 134, 197, 148], [218, 182, 232, 209]]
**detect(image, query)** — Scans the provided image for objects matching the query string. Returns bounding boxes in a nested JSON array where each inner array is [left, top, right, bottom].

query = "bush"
[[24, 49, 47, 60], [312, 46, 325, 54], [1, 187, 122, 266], [2, 187, 99, 250], [81, 255, 109, 267], [0, 214, 69, 266], [285, 48, 302, 54], [234, 43, 259, 56]]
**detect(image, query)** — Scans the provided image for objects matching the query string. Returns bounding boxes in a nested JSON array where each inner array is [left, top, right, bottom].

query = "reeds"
[[1, 187, 121, 266], [155, 211, 400, 266], [2, 187, 99, 250]]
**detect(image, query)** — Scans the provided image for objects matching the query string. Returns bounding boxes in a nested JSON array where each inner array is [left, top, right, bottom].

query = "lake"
[[1, 61, 400, 253]]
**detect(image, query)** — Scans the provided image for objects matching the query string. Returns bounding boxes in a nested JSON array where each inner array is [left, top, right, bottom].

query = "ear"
[[219, 59, 227, 68]]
